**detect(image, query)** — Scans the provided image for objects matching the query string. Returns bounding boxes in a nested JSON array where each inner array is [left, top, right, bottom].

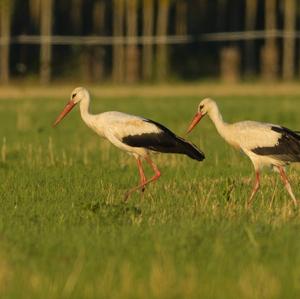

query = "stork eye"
[[200, 105, 204, 110], [72, 93, 77, 99]]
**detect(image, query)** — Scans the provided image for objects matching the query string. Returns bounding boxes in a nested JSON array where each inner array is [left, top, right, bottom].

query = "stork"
[[53, 87, 205, 200], [187, 98, 300, 207]]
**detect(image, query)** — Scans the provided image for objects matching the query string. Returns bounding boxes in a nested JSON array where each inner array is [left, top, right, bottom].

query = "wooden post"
[[40, 0, 53, 84], [0, 0, 11, 84], [283, 0, 296, 81], [112, 0, 125, 83], [220, 47, 241, 83], [156, 0, 170, 81], [125, 0, 139, 83], [261, 0, 278, 81], [142, 0, 154, 81], [245, 0, 257, 77]]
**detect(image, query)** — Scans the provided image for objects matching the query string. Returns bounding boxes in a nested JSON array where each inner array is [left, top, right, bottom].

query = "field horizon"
[[1, 82, 300, 100]]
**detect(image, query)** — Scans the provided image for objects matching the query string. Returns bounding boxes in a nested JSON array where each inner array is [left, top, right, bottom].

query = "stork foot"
[[291, 199, 298, 208], [246, 198, 253, 209], [277, 166, 299, 208], [123, 192, 130, 202], [123, 183, 147, 202]]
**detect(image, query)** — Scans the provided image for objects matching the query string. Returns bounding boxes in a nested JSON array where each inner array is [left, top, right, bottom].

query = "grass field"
[[1, 91, 300, 299]]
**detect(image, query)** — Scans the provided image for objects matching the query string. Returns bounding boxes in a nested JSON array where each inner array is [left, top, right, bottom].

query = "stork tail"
[[172, 137, 205, 161]]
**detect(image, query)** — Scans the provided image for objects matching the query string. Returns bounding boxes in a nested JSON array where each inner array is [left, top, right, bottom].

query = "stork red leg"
[[124, 157, 161, 201], [247, 171, 260, 205], [277, 166, 298, 207], [144, 156, 161, 182], [137, 158, 146, 192]]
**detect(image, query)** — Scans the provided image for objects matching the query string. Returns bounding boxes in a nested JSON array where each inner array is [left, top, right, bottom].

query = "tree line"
[[0, 0, 299, 83]]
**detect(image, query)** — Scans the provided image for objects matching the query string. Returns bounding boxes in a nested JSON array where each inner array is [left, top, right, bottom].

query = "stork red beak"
[[53, 100, 76, 127], [187, 111, 203, 134]]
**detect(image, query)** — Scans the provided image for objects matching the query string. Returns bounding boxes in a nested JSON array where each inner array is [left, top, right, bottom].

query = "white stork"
[[187, 98, 300, 207], [53, 87, 205, 200]]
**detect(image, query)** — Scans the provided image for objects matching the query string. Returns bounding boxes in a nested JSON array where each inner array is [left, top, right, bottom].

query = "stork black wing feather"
[[122, 119, 205, 161]]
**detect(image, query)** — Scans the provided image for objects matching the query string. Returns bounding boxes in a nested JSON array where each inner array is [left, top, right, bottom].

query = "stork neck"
[[208, 105, 228, 138], [79, 94, 92, 124]]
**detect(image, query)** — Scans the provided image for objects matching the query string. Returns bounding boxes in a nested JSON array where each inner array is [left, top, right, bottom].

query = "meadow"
[[0, 89, 300, 299]]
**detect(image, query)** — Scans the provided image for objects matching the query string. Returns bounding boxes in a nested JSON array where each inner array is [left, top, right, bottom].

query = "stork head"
[[53, 87, 89, 127], [70, 87, 89, 104], [187, 98, 216, 134]]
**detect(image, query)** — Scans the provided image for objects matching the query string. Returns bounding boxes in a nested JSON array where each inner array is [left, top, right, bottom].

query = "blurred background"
[[0, 0, 299, 85]]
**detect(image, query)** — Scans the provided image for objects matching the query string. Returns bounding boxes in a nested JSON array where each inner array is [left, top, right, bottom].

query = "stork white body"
[[81, 110, 162, 158], [213, 120, 287, 168], [54, 87, 204, 200], [187, 98, 300, 206]]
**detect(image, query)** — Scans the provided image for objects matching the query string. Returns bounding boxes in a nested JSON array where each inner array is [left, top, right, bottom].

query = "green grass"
[[0, 93, 300, 299]]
